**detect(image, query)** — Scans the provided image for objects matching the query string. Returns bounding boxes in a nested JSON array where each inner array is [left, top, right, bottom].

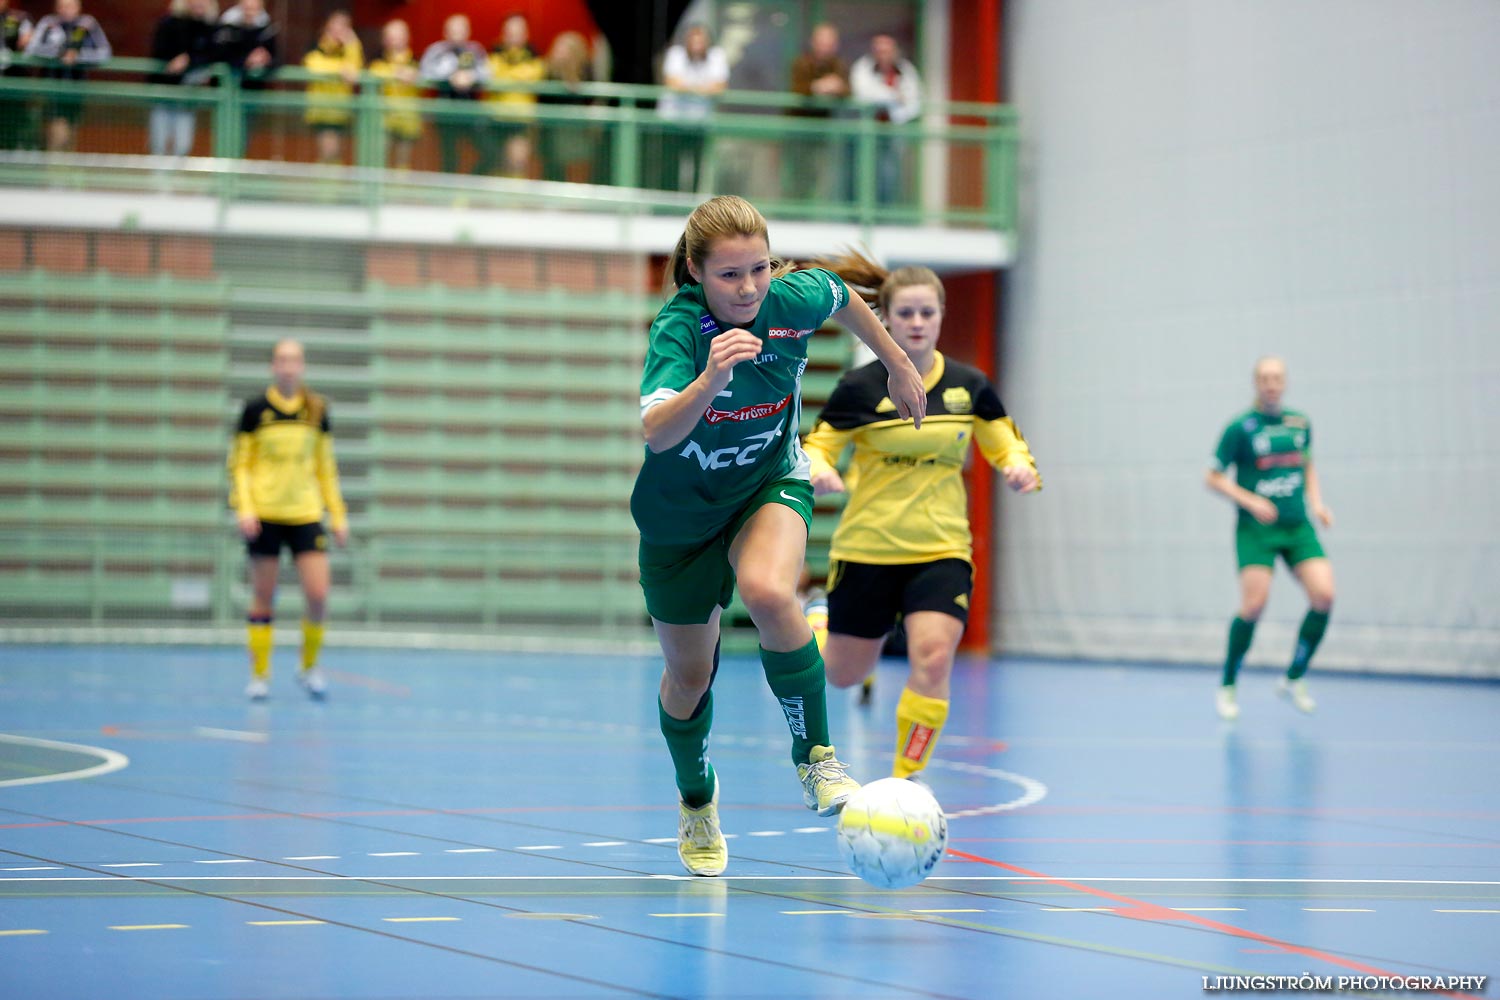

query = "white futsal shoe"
[[1215, 685, 1239, 721], [245, 677, 270, 701], [1276, 677, 1316, 714], [298, 667, 328, 700]]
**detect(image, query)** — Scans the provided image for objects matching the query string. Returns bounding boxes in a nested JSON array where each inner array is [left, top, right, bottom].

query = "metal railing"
[[0, 56, 1018, 229]]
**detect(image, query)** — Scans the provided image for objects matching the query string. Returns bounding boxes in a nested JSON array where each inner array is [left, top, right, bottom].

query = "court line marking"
[[5, 874, 1500, 884], [383, 917, 460, 923], [369, 852, 420, 857], [947, 850, 1484, 1000], [649, 913, 723, 918], [1435, 909, 1500, 913], [192, 727, 269, 744], [109, 924, 188, 931], [0, 734, 129, 788], [781, 910, 849, 915], [1304, 908, 1375, 913], [247, 920, 325, 926], [0, 929, 48, 936]]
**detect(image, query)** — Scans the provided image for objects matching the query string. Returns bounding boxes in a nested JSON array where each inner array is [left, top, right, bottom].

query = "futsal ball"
[[836, 777, 948, 889]]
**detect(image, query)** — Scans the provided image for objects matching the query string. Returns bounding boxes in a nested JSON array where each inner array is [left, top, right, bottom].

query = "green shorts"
[[638, 477, 814, 625], [1235, 519, 1325, 570]]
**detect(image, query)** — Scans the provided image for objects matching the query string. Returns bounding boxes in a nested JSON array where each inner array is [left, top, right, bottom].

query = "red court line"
[[947, 849, 1481, 1000]]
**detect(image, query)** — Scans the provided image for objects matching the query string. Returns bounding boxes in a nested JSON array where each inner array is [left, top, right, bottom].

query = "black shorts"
[[246, 521, 327, 559], [826, 558, 973, 639]]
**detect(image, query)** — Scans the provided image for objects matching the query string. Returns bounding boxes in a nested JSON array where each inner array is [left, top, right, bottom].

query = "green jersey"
[[1213, 408, 1313, 526], [630, 268, 850, 546]]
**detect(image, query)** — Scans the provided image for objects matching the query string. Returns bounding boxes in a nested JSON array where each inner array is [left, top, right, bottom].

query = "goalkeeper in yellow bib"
[[632, 196, 927, 877], [1205, 356, 1335, 720], [227, 339, 348, 702], [801, 260, 1040, 780]]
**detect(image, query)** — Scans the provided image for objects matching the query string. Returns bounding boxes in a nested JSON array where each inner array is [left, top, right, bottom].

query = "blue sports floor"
[[1, 644, 1496, 999]]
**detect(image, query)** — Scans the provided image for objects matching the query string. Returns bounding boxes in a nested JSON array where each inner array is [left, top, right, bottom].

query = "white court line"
[[1, 867, 63, 872], [582, 842, 626, 847], [99, 863, 161, 869], [192, 727, 269, 744], [0, 733, 129, 788], [444, 848, 495, 854], [1304, 908, 1375, 913], [5, 875, 1500, 884], [369, 852, 420, 857], [193, 859, 256, 865], [284, 856, 338, 861], [927, 758, 1048, 817]]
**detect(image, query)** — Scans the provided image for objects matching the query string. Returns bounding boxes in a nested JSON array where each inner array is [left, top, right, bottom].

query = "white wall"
[[999, 1, 1500, 676]]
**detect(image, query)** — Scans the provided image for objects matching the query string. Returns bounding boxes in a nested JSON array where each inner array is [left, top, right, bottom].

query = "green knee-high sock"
[[659, 694, 716, 808], [1287, 609, 1330, 680], [760, 639, 831, 765], [1222, 616, 1256, 687]]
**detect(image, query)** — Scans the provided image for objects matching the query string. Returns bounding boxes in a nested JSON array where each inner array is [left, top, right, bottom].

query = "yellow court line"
[[247, 920, 326, 926], [383, 917, 461, 923], [910, 909, 985, 914], [109, 924, 189, 931], [648, 913, 724, 918], [1042, 907, 1114, 912], [0, 929, 49, 936]]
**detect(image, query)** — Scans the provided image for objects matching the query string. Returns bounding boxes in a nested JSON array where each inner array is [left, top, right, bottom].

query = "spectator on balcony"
[[214, 0, 278, 157], [302, 9, 362, 165], [849, 33, 921, 205], [654, 23, 726, 193], [214, 0, 276, 83], [484, 13, 544, 179], [368, 18, 421, 171], [538, 30, 594, 184], [23, 0, 111, 152], [419, 13, 489, 175], [786, 22, 850, 202], [147, 0, 217, 158], [0, 1, 35, 150]]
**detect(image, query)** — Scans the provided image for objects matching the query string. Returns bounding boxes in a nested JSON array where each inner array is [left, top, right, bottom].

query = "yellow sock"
[[805, 605, 829, 652], [893, 686, 949, 779], [301, 619, 325, 672], [247, 618, 273, 680]]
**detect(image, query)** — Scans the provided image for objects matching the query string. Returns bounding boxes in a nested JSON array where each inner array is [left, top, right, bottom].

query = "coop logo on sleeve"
[[768, 327, 814, 340]]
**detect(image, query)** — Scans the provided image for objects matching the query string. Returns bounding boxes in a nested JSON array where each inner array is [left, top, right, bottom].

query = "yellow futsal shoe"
[[797, 745, 861, 816], [677, 779, 728, 877]]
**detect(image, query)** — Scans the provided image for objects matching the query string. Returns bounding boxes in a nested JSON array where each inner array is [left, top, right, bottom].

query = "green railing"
[[0, 56, 1018, 229]]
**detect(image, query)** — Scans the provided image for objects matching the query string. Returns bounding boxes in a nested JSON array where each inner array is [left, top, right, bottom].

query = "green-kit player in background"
[[1205, 356, 1335, 720], [632, 195, 927, 876]]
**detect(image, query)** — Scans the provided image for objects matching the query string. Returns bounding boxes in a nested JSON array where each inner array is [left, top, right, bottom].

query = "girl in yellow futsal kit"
[[802, 259, 1040, 779], [227, 339, 348, 701]]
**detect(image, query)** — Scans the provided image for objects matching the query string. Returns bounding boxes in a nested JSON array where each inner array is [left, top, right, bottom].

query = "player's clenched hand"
[[704, 329, 763, 392], [1312, 503, 1334, 529], [886, 360, 927, 429], [1002, 465, 1039, 494], [1245, 495, 1278, 526], [238, 514, 262, 540], [811, 467, 846, 497]]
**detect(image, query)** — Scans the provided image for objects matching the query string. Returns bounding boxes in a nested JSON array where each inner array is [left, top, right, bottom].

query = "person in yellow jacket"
[[483, 13, 544, 177], [302, 10, 362, 164], [367, 17, 422, 171], [227, 339, 349, 701], [801, 255, 1040, 779]]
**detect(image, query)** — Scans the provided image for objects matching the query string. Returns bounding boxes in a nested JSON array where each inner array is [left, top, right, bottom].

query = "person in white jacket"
[[849, 34, 921, 205], [24, 0, 111, 151]]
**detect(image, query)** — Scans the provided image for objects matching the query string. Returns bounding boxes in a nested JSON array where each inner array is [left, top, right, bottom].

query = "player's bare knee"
[[736, 577, 794, 625], [1239, 602, 1266, 622], [824, 656, 865, 689]]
